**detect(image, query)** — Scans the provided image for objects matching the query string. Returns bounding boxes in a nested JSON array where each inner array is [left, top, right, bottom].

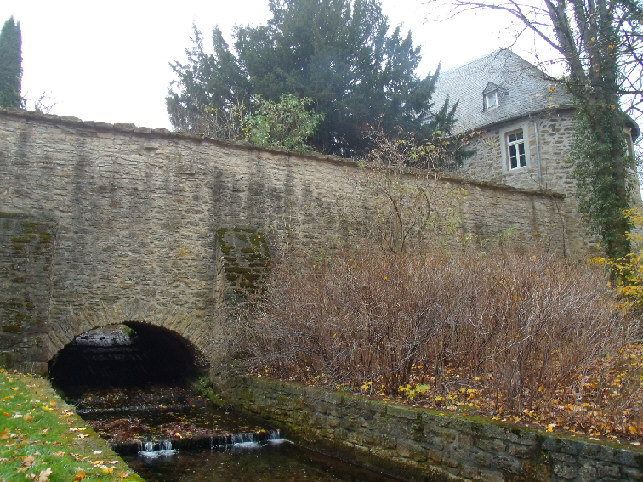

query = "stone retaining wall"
[[219, 377, 643, 481]]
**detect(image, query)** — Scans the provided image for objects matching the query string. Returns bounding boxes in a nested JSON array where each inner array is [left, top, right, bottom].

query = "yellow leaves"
[[546, 423, 556, 432], [589, 256, 607, 265], [73, 470, 87, 480]]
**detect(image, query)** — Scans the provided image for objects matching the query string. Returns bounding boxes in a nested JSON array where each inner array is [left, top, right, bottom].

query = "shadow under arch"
[[48, 322, 208, 395]]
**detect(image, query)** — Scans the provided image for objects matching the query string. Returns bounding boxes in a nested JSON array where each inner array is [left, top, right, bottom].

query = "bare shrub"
[[232, 244, 634, 410]]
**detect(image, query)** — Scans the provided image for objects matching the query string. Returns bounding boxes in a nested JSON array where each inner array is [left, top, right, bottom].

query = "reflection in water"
[[123, 441, 397, 482]]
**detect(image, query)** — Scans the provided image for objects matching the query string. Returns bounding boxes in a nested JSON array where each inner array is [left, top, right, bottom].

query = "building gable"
[[433, 49, 574, 133]]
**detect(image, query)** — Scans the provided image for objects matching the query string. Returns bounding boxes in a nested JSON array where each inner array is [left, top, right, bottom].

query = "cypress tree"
[[0, 16, 22, 108]]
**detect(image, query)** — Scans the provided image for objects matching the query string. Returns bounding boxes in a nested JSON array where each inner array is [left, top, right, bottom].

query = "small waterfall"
[[201, 429, 290, 451], [138, 439, 177, 458], [227, 429, 289, 450], [230, 432, 261, 449], [266, 429, 288, 445]]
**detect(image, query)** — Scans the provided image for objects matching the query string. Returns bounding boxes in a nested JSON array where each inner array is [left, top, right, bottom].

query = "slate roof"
[[432, 49, 574, 133]]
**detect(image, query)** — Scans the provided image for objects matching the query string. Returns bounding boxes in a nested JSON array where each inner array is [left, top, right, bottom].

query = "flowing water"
[[123, 437, 397, 481], [49, 325, 399, 480], [59, 385, 397, 481]]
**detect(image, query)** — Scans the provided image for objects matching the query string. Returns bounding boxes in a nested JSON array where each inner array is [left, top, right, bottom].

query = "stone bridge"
[[0, 110, 571, 374]]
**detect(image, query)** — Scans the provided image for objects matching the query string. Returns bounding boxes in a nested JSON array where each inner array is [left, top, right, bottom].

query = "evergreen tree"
[[0, 16, 22, 109], [168, 0, 454, 156]]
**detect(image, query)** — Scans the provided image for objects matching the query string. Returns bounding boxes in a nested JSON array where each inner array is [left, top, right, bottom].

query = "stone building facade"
[[433, 50, 641, 252]]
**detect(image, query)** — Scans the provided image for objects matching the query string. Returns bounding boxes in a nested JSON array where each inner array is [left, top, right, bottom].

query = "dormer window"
[[482, 82, 501, 111], [484, 90, 498, 110]]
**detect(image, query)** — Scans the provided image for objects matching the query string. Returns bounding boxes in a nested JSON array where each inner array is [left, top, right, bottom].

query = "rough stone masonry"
[[0, 109, 570, 372]]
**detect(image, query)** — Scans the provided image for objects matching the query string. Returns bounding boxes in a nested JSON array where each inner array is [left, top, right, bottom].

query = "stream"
[[49, 325, 398, 481], [64, 385, 397, 481]]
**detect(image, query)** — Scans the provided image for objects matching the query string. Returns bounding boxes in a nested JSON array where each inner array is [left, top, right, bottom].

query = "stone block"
[[553, 461, 579, 480], [475, 436, 505, 453], [597, 464, 620, 478]]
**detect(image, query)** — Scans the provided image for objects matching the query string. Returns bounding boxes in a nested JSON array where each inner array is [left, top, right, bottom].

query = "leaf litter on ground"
[[0, 368, 141, 480]]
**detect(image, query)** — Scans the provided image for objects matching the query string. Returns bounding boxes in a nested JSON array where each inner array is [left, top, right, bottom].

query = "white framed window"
[[499, 124, 530, 172], [507, 129, 527, 169], [484, 90, 498, 110]]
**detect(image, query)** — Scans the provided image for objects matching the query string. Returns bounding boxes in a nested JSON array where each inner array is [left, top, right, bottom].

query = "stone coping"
[[0, 108, 565, 199]]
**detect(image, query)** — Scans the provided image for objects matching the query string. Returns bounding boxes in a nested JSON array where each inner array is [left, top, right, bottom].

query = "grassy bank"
[[0, 368, 141, 481]]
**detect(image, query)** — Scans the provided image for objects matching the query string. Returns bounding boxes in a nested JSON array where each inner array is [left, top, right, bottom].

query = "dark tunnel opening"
[[48, 322, 207, 396]]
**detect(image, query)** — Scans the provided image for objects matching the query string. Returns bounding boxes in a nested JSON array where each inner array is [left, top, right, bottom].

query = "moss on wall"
[[216, 227, 270, 303], [0, 213, 55, 372]]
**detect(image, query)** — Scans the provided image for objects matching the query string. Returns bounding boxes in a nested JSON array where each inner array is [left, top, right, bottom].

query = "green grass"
[[0, 368, 142, 481]]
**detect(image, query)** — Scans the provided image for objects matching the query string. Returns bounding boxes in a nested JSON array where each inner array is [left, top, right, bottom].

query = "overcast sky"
[[1, 0, 545, 129]]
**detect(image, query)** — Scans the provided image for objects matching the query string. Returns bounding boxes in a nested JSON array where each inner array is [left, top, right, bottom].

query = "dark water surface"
[[62, 386, 397, 481], [123, 441, 399, 481], [50, 326, 399, 481]]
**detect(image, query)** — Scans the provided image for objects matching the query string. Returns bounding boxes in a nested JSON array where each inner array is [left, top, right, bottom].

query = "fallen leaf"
[[38, 468, 53, 482], [22, 455, 35, 468]]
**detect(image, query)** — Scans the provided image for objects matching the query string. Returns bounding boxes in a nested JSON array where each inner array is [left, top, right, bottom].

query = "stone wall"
[[0, 213, 55, 372], [457, 110, 577, 194], [456, 108, 642, 253], [220, 377, 643, 481], [0, 110, 574, 371]]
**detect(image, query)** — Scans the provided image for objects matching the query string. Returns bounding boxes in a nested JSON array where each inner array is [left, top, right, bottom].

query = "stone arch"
[[48, 321, 209, 390], [44, 298, 221, 370]]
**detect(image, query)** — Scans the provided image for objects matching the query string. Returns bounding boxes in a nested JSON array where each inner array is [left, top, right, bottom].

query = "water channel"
[[49, 324, 398, 481]]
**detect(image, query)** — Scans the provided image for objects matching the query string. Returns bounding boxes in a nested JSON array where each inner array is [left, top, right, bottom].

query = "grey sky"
[[1, 1, 542, 128]]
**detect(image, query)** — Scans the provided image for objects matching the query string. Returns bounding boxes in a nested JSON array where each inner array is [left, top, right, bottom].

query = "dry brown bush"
[[229, 244, 637, 411]]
